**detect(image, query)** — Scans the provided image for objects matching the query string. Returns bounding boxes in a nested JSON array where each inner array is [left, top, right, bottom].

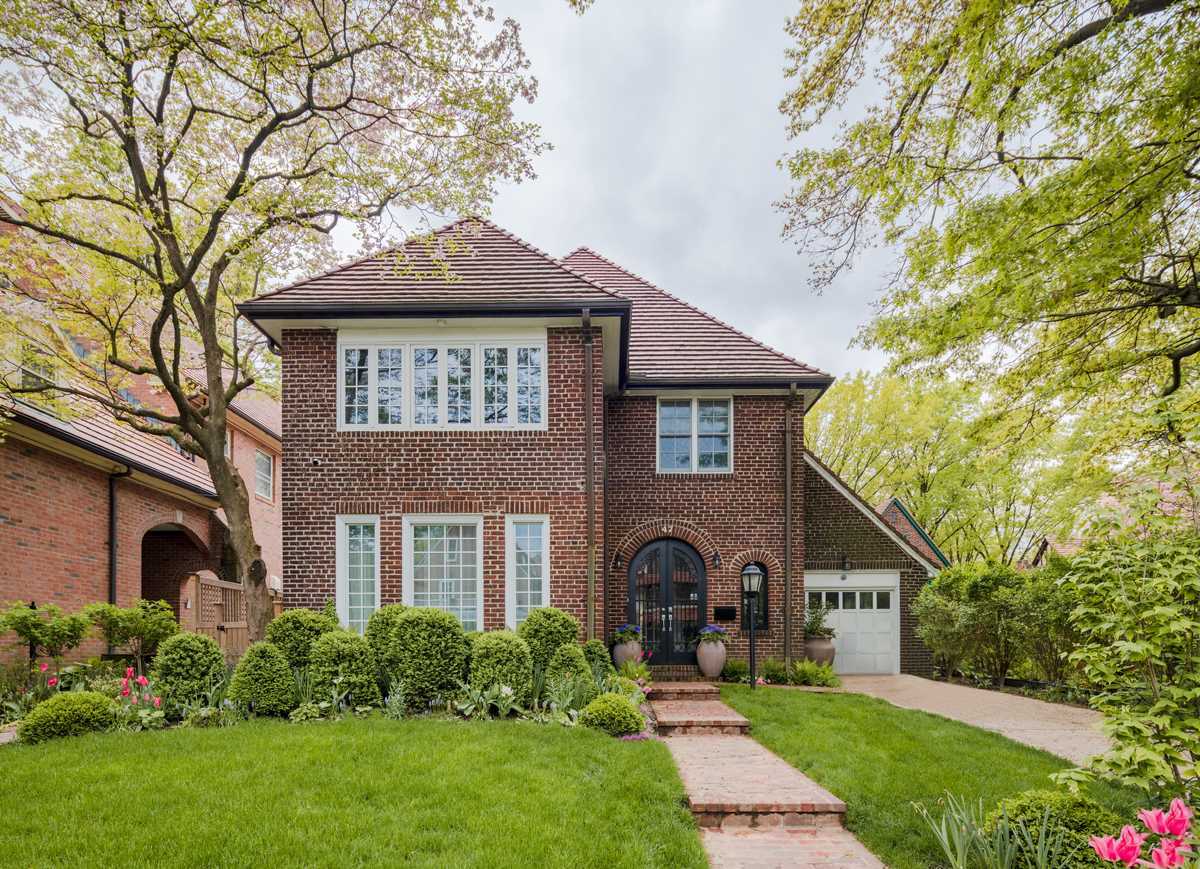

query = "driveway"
[[841, 675, 1109, 766]]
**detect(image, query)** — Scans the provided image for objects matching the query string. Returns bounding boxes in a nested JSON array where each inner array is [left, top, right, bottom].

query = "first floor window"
[[404, 517, 482, 631], [657, 397, 732, 473], [506, 516, 549, 628], [254, 449, 274, 500], [337, 516, 380, 634]]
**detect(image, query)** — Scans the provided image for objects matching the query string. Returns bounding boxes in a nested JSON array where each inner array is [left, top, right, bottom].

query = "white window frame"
[[655, 395, 734, 474], [505, 515, 551, 629], [336, 329, 549, 433], [254, 448, 274, 500], [336, 514, 381, 633], [401, 514, 485, 631]]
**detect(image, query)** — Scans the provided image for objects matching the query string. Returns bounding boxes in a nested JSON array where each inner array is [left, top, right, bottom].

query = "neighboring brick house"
[[240, 218, 940, 675]]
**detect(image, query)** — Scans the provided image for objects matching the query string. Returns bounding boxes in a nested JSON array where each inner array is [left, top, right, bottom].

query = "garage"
[[805, 571, 901, 675]]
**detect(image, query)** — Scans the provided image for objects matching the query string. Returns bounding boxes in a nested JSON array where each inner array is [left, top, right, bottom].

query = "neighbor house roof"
[[877, 497, 951, 568], [560, 247, 832, 387], [238, 218, 626, 316]]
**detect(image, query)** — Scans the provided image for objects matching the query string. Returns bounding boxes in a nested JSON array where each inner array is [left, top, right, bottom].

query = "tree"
[[0, 602, 90, 663], [805, 371, 1105, 563], [84, 599, 179, 675], [779, 0, 1200, 451], [0, 0, 556, 639]]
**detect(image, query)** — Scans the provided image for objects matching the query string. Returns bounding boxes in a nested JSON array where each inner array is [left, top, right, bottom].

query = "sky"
[[335, 0, 893, 378]]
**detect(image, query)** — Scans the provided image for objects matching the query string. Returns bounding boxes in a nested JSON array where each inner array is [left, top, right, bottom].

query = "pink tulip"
[[1092, 835, 1122, 862], [120, 676, 129, 689], [136, 675, 148, 687], [121, 687, 130, 697], [125, 666, 134, 678], [153, 697, 161, 709], [130, 694, 138, 705], [46, 677, 57, 687], [39, 662, 48, 672], [1165, 799, 1193, 837], [1141, 808, 1172, 835], [1091, 827, 1147, 867], [1150, 838, 1189, 869]]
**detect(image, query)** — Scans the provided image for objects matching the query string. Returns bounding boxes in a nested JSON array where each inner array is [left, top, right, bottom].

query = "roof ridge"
[[564, 246, 832, 378], [471, 220, 625, 301]]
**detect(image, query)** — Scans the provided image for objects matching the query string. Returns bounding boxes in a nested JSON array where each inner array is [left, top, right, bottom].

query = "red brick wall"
[[279, 326, 606, 636], [603, 395, 806, 662], [0, 436, 218, 660], [804, 468, 934, 676]]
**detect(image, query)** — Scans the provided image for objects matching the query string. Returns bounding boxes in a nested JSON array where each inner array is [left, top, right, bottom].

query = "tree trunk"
[[207, 449, 272, 642]]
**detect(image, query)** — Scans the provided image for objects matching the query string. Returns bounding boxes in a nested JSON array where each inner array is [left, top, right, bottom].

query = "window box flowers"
[[611, 624, 642, 668], [695, 624, 727, 677]]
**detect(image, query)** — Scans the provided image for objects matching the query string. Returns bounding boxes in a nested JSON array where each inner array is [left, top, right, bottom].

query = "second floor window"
[[254, 449, 274, 500], [657, 397, 733, 473], [338, 336, 547, 432]]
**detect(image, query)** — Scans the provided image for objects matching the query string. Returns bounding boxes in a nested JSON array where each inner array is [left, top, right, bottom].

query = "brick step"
[[702, 828, 883, 867], [649, 665, 705, 682], [650, 699, 750, 736], [646, 681, 721, 701]]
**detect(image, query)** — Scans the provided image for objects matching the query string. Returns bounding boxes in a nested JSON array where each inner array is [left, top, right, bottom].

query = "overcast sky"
[[344, 1, 893, 378]]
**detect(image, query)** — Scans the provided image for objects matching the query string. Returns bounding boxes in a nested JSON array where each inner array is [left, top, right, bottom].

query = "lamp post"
[[741, 564, 764, 689]]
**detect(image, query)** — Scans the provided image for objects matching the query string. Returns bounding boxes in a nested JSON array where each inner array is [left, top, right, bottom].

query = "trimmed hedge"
[[579, 693, 644, 736], [546, 643, 597, 705], [365, 604, 408, 680], [469, 631, 533, 706], [266, 608, 338, 670], [151, 632, 226, 712], [984, 789, 1121, 867], [583, 638, 615, 677], [310, 631, 382, 707], [392, 608, 469, 710], [518, 607, 579, 673], [228, 642, 297, 716], [18, 691, 119, 743]]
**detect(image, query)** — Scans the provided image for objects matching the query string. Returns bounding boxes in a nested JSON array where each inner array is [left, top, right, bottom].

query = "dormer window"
[[337, 331, 547, 432], [656, 397, 733, 473]]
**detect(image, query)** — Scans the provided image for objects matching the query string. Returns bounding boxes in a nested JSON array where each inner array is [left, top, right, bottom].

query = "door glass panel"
[[842, 591, 857, 610], [824, 591, 839, 609], [859, 591, 874, 610], [876, 591, 892, 610], [634, 552, 662, 658], [671, 549, 700, 653]]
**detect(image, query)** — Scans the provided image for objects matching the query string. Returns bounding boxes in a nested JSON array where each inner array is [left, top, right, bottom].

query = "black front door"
[[628, 539, 707, 665]]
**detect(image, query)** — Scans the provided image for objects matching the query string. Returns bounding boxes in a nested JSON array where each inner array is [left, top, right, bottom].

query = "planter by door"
[[628, 538, 707, 665], [696, 641, 726, 678], [805, 637, 836, 666], [613, 641, 642, 668]]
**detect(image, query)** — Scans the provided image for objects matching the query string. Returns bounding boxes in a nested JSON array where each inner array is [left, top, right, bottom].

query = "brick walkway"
[[649, 683, 882, 868], [841, 674, 1109, 765]]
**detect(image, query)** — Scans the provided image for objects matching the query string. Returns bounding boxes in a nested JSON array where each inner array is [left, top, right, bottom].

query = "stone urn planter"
[[695, 624, 729, 678], [804, 635, 836, 667], [611, 624, 643, 668], [804, 601, 837, 667]]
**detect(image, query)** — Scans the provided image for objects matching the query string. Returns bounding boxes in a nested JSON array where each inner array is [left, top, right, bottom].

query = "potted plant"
[[694, 624, 728, 678], [611, 624, 642, 668], [804, 602, 837, 666]]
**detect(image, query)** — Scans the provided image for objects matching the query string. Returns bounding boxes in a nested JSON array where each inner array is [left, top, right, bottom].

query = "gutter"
[[108, 467, 133, 606], [784, 383, 797, 667], [582, 308, 597, 640]]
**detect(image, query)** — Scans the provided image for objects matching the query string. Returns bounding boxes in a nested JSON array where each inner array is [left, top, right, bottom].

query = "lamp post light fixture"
[[741, 564, 764, 689]]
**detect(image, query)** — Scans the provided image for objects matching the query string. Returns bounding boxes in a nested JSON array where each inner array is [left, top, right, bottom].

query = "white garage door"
[[806, 572, 900, 675]]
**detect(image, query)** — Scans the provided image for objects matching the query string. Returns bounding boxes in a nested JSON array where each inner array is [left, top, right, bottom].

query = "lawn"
[[0, 716, 705, 868], [722, 685, 1140, 869]]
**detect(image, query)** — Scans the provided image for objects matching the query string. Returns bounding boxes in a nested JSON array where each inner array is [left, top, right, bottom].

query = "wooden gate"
[[187, 570, 250, 662]]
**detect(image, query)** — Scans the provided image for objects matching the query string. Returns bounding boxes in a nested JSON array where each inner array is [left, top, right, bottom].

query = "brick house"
[[240, 218, 939, 675]]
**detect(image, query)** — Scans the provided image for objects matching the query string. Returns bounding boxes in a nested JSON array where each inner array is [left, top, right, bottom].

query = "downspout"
[[108, 466, 132, 606], [582, 308, 596, 641], [784, 384, 797, 668]]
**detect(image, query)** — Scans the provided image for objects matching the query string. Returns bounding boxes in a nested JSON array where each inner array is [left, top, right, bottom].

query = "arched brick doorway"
[[140, 523, 210, 618], [628, 538, 706, 666]]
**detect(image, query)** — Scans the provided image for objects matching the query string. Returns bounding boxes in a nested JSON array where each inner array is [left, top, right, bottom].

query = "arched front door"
[[628, 539, 707, 665]]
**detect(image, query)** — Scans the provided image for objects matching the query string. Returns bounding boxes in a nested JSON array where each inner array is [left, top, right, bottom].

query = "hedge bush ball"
[[151, 632, 226, 712], [309, 630, 382, 708], [391, 608, 469, 710], [18, 691, 119, 743], [468, 631, 534, 706], [365, 604, 408, 680], [265, 608, 338, 670], [517, 607, 579, 673], [579, 693, 644, 737], [228, 642, 297, 716]]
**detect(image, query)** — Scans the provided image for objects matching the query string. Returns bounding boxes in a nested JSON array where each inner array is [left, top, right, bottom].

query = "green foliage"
[[17, 690, 118, 743], [391, 608, 468, 711], [546, 643, 597, 706], [761, 659, 789, 684], [518, 607, 579, 673], [617, 658, 651, 684], [468, 631, 533, 707], [0, 602, 90, 659], [579, 693, 644, 737], [1056, 518, 1200, 796], [84, 599, 178, 674], [804, 602, 835, 639], [151, 632, 226, 713], [364, 604, 408, 679], [1021, 564, 1081, 686], [228, 642, 296, 716], [721, 659, 750, 683], [790, 659, 840, 688], [321, 599, 339, 626], [265, 608, 337, 670], [309, 631, 381, 708], [582, 638, 615, 677], [984, 790, 1119, 868]]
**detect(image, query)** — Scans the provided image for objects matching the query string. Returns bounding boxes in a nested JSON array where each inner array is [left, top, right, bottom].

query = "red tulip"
[[153, 697, 161, 709], [136, 675, 149, 687], [46, 677, 57, 687], [121, 687, 130, 697], [39, 662, 48, 672], [125, 666, 135, 678], [130, 694, 138, 705]]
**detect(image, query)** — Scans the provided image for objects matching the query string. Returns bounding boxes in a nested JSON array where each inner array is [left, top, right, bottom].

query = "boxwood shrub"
[[517, 607, 579, 673], [265, 608, 338, 670], [310, 630, 382, 707], [151, 632, 226, 712], [469, 631, 533, 706], [365, 604, 408, 680], [18, 691, 119, 743], [579, 692, 644, 737], [392, 608, 469, 710], [583, 638, 615, 677], [228, 642, 297, 716], [546, 643, 597, 705], [984, 789, 1121, 867]]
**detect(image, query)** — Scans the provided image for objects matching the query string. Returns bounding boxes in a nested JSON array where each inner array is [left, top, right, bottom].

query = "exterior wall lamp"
[[840, 553, 852, 581]]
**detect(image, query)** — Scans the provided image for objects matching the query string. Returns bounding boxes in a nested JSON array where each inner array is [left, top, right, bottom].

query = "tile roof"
[[560, 247, 831, 385], [239, 218, 625, 315]]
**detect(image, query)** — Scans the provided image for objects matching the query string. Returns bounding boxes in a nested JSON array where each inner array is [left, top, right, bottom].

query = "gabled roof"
[[877, 497, 951, 568], [239, 218, 625, 315], [560, 247, 832, 387]]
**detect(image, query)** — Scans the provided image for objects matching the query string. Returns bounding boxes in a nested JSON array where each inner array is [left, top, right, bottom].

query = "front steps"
[[646, 681, 720, 702]]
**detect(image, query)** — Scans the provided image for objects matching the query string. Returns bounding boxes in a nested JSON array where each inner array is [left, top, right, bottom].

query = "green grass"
[[722, 685, 1140, 869], [0, 717, 705, 868]]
